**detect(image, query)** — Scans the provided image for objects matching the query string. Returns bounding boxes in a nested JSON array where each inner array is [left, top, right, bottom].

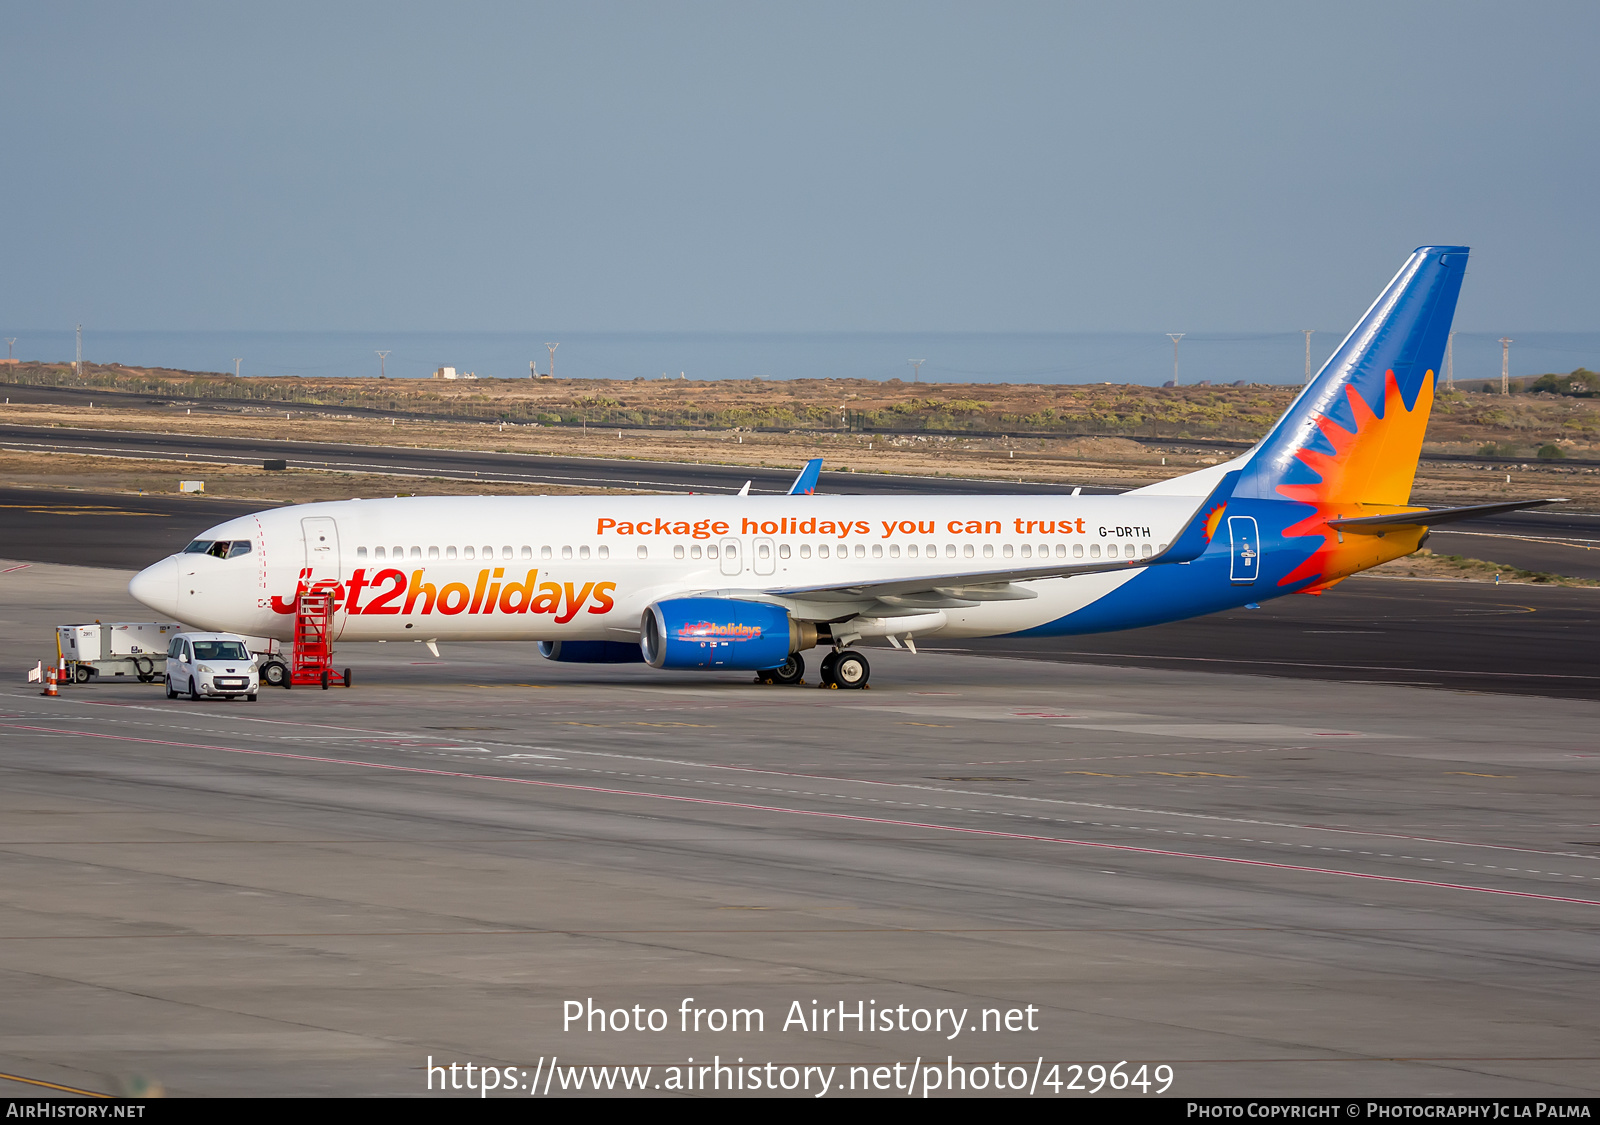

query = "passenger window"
[[1002, 544, 1012, 558], [1141, 544, 1153, 557], [674, 545, 686, 559], [926, 542, 936, 556], [446, 546, 457, 559], [799, 544, 811, 558], [1020, 544, 1031, 558], [907, 544, 918, 558], [853, 544, 865, 559], [579, 545, 590, 560], [521, 546, 533, 560], [1073, 543, 1085, 558], [779, 544, 791, 559], [482, 545, 493, 558], [562, 546, 573, 560], [691, 545, 703, 559], [1056, 543, 1067, 558], [428, 546, 440, 559], [964, 544, 975, 558], [818, 544, 829, 559], [409, 547, 422, 559], [541, 546, 552, 560], [982, 544, 994, 558], [636, 545, 648, 559], [945, 544, 956, 558], [374, 547, 386, 559], [1107, 544, 1118, 558], [598, 546, 609, 559], [464, 546, 475, 559], [871, 544, 882, 558], [502, 546, 512, 559], [357, 546, 368, 560], [227, 540, 252, 558], [1089, 544, 1101, 558], [758, 543, 771, 559], [1126, 543, 1135, 557], [888, 544, 899, 558], [708, 545, 719, 559]]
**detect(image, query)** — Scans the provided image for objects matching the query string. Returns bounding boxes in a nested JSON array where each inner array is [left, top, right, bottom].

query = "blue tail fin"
[[788, 458, 823, 496], [1237, 246, 1469, 506]]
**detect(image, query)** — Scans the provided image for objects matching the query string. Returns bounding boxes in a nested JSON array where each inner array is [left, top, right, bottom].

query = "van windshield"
[[192, 641, 250, 662]]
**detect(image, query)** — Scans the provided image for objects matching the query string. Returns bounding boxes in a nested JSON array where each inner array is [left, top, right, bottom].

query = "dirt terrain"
[[7, 360, 1600, 453]]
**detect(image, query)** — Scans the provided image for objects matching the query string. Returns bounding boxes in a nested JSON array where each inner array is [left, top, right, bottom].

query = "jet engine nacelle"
[[537, 640, 646, 664], [641, 597, 818, 670]]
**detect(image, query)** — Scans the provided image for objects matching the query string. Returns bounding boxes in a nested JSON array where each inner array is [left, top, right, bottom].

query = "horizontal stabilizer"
[[1326, 498, 1566, 533]]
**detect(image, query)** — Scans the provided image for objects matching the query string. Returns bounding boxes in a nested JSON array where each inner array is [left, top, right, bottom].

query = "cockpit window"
[[185, 539, 251, 558], [192, 641, 250, 661]]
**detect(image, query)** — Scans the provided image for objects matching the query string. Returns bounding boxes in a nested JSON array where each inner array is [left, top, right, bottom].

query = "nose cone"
[[129, 556, 180, 618]]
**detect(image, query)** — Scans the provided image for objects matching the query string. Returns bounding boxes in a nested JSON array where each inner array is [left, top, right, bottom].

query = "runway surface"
[[1, 561, 1597, 1097]]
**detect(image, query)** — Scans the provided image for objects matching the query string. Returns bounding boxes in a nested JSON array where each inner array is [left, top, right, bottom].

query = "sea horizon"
[[3, 329, 1595, 388]]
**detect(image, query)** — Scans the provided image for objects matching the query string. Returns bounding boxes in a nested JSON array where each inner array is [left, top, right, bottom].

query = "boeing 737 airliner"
[[129, 247, 1554, 688]]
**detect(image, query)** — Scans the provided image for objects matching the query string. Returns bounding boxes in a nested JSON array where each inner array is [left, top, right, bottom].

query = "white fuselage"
[[130, 492, 1207, 643]]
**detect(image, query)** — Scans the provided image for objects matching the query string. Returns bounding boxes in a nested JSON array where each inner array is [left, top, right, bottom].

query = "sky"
[[2, 1, 1596, 335]]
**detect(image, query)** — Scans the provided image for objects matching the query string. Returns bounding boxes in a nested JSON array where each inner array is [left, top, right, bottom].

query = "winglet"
[[788, 458, 823, 496], [1159, 470, 1242, 564]]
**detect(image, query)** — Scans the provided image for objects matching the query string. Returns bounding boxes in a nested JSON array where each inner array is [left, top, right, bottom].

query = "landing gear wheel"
[[818, 650, 840, 688], [320, 669, 331, 690], [165, 675, 178, 700], [188, 677, 200, 702], [261, 660, 289, 689], [770, 653, 804, 685], [74, 664, 92, 683], [831, 650, 869, 690]]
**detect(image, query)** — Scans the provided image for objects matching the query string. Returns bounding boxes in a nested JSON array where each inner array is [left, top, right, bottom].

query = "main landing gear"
[[753, 649, 871, 690], [754, 653, 806, 686], [818, 649, 870, 690]]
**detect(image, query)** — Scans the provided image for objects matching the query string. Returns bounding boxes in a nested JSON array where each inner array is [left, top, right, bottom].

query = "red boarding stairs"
[[291, 592, 351, 689]]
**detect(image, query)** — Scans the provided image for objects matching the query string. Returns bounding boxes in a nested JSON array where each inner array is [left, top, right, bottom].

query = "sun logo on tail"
[[1276, 368, 1433, 587]]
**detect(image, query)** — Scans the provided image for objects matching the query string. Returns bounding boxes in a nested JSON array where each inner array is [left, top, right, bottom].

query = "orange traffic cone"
[[42, 668, 58, 697]]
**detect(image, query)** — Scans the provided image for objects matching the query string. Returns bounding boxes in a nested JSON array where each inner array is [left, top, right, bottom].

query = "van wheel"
[[188, 677, 200, 702], [247, 693, 257, 702], [165, 675, 178, 700]]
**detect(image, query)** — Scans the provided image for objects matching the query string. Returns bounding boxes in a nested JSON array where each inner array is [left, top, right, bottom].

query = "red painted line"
[[10, 721, 1600, 909], [0, 563, 32, 574]]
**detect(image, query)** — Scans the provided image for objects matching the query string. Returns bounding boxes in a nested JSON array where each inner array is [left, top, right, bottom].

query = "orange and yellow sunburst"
[[1276, 368, 1433, 587]]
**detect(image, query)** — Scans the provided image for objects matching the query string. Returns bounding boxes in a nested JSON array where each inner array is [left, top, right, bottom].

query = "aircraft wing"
[[747, 470, 1241, 606]]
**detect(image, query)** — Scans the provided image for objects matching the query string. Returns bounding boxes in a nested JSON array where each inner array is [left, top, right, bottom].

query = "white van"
[[165, 632, 259, 701]]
